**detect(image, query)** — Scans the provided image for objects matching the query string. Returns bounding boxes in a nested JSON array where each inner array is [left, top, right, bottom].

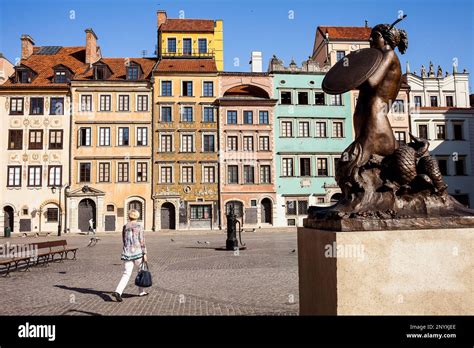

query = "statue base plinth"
[[297, 227, 474, 315]]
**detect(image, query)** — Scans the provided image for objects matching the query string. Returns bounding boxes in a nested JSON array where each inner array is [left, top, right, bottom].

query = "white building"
[[407, 63, 474, 207]]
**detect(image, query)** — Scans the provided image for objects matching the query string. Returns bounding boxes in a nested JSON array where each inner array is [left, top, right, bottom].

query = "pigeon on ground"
[[204, 241, 210, 244], [291, 249, 296, 253], [170, 238, 175, 242], [197, 241, 202, 244], [35, 233, 39, 237]]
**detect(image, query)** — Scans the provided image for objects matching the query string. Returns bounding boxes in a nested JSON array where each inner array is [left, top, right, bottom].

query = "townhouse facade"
[[268, 57, 353, 227], [215, 73, 277, 228], [0, 53, 14, 85], [407, 64, 474, 207]]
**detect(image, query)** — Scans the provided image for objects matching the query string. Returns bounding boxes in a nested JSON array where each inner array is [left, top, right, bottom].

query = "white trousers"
[[115, 259, 144, 295]]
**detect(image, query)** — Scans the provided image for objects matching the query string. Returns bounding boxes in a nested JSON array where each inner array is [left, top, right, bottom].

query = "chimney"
[[250, 51, 263, 73], [157, 10, 167, 29], [85, 28, 99, 65], [21, 35, 35, 60]]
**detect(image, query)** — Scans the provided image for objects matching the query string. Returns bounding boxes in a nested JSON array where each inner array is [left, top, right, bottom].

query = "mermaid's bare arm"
[[366, 50, 394, 88]]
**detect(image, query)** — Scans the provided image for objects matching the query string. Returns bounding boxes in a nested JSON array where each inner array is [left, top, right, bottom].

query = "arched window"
[[128, 200, 143, 221]]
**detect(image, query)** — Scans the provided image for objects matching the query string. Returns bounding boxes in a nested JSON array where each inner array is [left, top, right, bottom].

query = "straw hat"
[[128, 209, 140, 220]]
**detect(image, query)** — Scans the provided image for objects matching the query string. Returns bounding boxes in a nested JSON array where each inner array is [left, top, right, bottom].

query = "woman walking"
[[112, 209, 148, 302]]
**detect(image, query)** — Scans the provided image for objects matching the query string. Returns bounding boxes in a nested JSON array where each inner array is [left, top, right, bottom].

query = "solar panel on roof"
[[36, 46, 62, 55]]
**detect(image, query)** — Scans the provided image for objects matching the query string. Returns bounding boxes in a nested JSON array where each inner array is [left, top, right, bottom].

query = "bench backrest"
[[34, 240, 68, 249]]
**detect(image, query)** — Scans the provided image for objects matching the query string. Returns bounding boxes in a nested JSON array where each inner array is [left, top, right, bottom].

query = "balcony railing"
[[161, 48, 215, 58]]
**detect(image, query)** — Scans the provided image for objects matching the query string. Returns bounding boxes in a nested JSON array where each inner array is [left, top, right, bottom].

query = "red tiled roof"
[[155, 59, 217, 73], [160, 19, 215, 32], [75, 57, 157, 80], [1, 46, 88, 88], [318, 26, 371, 41]]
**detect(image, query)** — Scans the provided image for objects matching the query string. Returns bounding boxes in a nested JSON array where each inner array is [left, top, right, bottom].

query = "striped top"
[[121, 222, 147, 261]]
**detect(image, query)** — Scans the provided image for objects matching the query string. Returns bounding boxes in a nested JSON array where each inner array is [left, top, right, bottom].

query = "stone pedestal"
[[297, 227, 473, 315]]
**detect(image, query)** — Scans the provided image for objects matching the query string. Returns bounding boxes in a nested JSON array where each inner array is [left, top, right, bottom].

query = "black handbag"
[[135, 261, 152, 288]]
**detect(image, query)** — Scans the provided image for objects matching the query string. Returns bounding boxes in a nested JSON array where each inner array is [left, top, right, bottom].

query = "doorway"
[[161, 202, 176, 230], [3, 206, 14, 233], [78, 199, 96, 232], [261, 198, 273, 224]]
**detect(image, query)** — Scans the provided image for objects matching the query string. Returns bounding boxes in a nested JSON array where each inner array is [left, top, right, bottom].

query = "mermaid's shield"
[[322, 48, 383, 95]]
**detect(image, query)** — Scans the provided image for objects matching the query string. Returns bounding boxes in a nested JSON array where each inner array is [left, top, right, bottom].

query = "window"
[[98, 127, 110, 146], [136, 127, 148, 146], [117, 162, 129, 182], [182, 81, 193, 96], [8, 130, 23, 150], [453, 123, 463, 140], [161, 106, 172, 122], [81, 95, 92, 112], [395, 131, 406, 144], [46, 208, 59, 222], [244, 165, 255, 184], [190, 205, 212, 220], [79, 127, 91, 146], [259, 111, 269, 124], [160, 166, 173, 183], [414, 96, 422, 107], [181, 166, 194, 183], [282, 158, 294, 177], [243, 136, 254, 151], [79, 163, 91, 182], [28, 166, 42, 187], [298, 201, 309, 215], [260, 165, 271, 184], [298, 92, 309, 105], [286, 200, 297, 215], [336, 51, 345, 61], [183, 38, 192, 55], [160, 134, 172, 152], [203, 81, 213, 96], [161, 81, 172, 96], [107, 205, 115, 212], [167, 38, 176, 53], [118, 95, 129, 111], [50, 97, 64, 115], [99, 95, 111, 111], [437, 158, 448, 176], [98, 163, 110, 182], [334, 158, 341, 174], [198, 38, 207, 54], [136, 162, 148, 182], [392, 99, 405, 113], [181, 107, 193, 122], [436, 124, 446, 140], [128, 201, 143, 221], [227, 136, 238, 151], [18, 69, 30, 83], [329, 94, 342, 106], [299, 122, 310, 137], [446, 96, 454, 107], [455, 157, 466, 176], [10, 97, 24, 115], [95, 66, 107, 80], [48, 166, 62, 186], [54, 69, 67, 83], [29, 130, 43, 149], [49, 130, 63, 149], [137, 95, 148, 111], [300, 158, 311, 176], [317, 158, 328, 176], [259, 136, 269, 151], [127, 65, 140, 80], [7, 166, 21, 187], [30, 97, 44, 115], [203, 166, 215, 183], [203, 107, 214, 122], [314, 92, 325, 105], [315, 122, 327, 138], [287, 219, 296, 226], [227, 110, 237, 124], [118, 127, 130, 146], [281, 91, 292, 104], [203, 134, 215, 152], [332, 122, 344, 138], [281, 121, 293, 137], [181, 134, 194, 152], [430, 96, 438, 107], [228, 165, 238, 184], [243, 111, 253, 124], [418, 124, 428, 139]]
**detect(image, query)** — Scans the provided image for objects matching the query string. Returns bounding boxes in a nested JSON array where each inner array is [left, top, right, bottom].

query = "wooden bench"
[[0, 246, 35, 277], [33, 240, 78, 265]]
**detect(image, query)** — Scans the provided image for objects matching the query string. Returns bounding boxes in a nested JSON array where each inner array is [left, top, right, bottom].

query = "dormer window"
[[16, 68, 32, 83], [95, 66, 106, 80], [126, 63, 140, 80], [54, 70, 67, 83]]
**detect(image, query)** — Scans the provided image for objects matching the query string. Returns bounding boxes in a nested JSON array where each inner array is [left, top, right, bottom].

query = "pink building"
[[216, 73, 278, 228]]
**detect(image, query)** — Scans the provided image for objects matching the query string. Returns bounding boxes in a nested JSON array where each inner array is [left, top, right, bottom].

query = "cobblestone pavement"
[[0, 230, 299, 315]]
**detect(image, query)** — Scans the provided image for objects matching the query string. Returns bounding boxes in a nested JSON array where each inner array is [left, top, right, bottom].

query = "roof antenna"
[[390, 14, 407, 30]]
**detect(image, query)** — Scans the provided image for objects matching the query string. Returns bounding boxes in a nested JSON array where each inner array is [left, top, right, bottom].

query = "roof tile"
[[319, 26, 371, 41], [160, 19, 215, 32], [155, 58, 217, 73]]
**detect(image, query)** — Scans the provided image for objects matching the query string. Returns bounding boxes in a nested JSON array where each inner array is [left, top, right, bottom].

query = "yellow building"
[[152, 59, 219, 230], [156, 10, 224, 71]]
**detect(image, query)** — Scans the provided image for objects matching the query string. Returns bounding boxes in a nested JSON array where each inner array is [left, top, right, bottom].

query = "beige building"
[[0, 53, 14, 85], [68, 29, 156, 232]]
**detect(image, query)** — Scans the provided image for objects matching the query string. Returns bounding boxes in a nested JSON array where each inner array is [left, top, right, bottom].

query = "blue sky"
[[1, 0, 473, 88]]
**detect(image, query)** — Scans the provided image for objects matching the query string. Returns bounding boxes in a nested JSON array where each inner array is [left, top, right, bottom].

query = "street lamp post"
[[52, 185, 69, 237]]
